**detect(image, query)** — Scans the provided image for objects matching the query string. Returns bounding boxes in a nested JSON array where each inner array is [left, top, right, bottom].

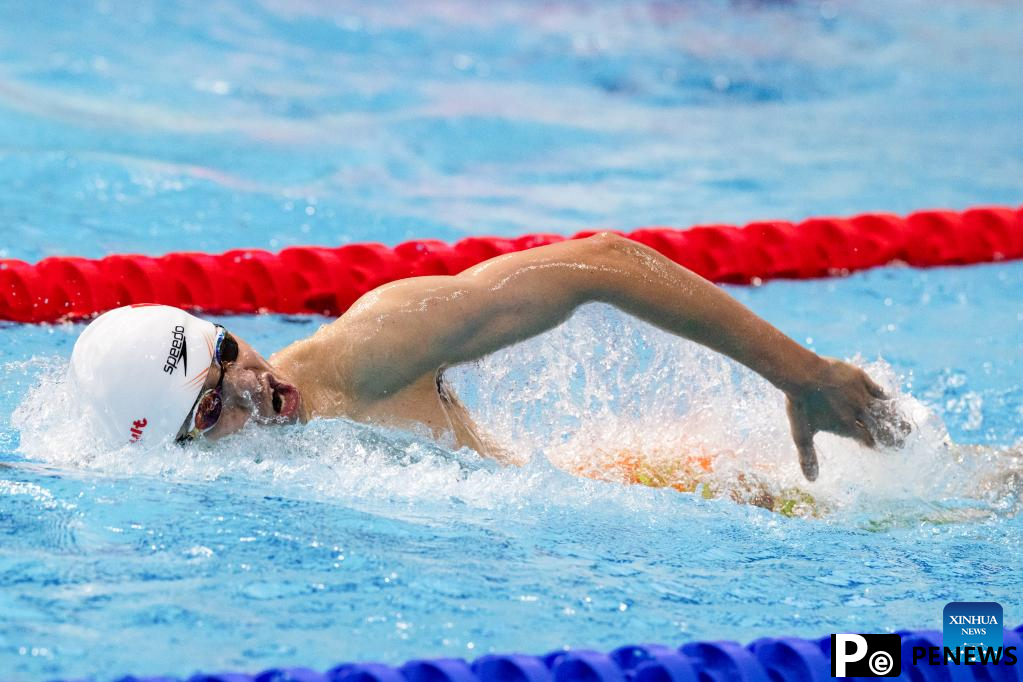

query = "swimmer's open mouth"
[[267, 375, 300, 422]]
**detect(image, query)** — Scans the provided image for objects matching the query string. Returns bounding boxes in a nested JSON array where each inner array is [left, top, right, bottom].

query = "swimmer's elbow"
[[586, 231, 630, 247], [582, 231, 633, 258]]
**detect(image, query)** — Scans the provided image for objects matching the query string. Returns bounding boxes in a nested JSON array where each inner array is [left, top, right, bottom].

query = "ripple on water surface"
[[0, 0, 1022, 678]]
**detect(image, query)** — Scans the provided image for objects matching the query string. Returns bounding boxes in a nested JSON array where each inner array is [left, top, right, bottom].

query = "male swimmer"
[[69, 233, 904, 483]]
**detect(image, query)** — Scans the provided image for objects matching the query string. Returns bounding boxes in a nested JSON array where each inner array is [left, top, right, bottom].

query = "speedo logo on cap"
[[164, 325, 188, 375]]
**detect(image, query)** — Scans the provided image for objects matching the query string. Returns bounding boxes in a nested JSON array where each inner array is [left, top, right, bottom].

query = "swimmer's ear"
[[787, 398, 819, 481]]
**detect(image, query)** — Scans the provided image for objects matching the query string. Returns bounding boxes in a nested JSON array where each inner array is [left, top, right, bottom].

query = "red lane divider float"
[[2, 206, 1021, 323]]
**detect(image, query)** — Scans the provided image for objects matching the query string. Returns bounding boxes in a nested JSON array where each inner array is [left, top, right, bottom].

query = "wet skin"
[[188, 233, 907, 480], [186, 331, 502, 461]]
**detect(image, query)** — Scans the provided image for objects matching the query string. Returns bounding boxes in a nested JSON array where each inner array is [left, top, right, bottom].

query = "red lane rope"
[[2, 205, 1021, 323]]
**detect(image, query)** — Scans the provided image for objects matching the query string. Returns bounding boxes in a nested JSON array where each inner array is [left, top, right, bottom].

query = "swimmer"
[[68, 233, 907, 482]]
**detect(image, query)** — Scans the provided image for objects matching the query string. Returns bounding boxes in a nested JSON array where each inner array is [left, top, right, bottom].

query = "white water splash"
[[11, 306, 1020, 520], [448, 304, 1022, 518], [9, 356, 670, 519]]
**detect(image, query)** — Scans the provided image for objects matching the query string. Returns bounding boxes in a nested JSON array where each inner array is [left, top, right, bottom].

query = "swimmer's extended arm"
[[336, 233, 900, 480]]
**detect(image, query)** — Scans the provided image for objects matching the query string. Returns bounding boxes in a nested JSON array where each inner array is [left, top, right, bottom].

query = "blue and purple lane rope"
[[69, 624, 1023, 682]]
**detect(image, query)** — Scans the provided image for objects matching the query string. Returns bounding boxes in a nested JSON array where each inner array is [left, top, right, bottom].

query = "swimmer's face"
[[178, 331, 303, 442]]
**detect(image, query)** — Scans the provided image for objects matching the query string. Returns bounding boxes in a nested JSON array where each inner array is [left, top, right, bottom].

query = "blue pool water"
[[1, 1, 1022, 680]]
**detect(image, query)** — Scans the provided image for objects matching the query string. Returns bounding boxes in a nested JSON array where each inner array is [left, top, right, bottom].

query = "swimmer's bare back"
[[269, 233, 905, 481]]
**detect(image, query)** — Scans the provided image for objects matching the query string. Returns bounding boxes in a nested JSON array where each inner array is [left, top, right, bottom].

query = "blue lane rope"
[[71, 624, 1023, 682]]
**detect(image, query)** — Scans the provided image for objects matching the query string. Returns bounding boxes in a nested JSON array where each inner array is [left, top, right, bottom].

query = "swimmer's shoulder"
[[272, 317, 364, 408]]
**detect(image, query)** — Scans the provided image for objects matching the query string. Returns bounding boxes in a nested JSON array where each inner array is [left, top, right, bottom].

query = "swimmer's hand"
[[785, 359, 910, 481]]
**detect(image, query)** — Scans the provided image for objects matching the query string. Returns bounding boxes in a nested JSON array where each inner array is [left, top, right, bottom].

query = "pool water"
[[1, 1, 1022, 680]]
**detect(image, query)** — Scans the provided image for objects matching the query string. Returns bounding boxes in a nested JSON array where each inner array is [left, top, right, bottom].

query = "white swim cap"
[[68, 304, 219, 448]]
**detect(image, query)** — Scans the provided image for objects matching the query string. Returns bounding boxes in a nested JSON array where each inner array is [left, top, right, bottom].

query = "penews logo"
[[832, 604, 1017, 675], [831, 634, 901, 677], [164, 325, 188, 375]]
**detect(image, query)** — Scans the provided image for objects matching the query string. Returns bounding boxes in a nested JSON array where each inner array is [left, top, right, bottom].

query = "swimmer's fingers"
[[858, 371, 913, 446], [863, 400, 912, 449], [786, 398, 819, 482]]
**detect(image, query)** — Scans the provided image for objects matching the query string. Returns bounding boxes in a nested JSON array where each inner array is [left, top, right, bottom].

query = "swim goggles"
[[177, 325, 239, 442]]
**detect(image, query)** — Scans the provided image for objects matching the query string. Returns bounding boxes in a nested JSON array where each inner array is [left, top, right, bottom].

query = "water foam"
[[12, 305, 1020, 521], [447, 304, 1022, 519]]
